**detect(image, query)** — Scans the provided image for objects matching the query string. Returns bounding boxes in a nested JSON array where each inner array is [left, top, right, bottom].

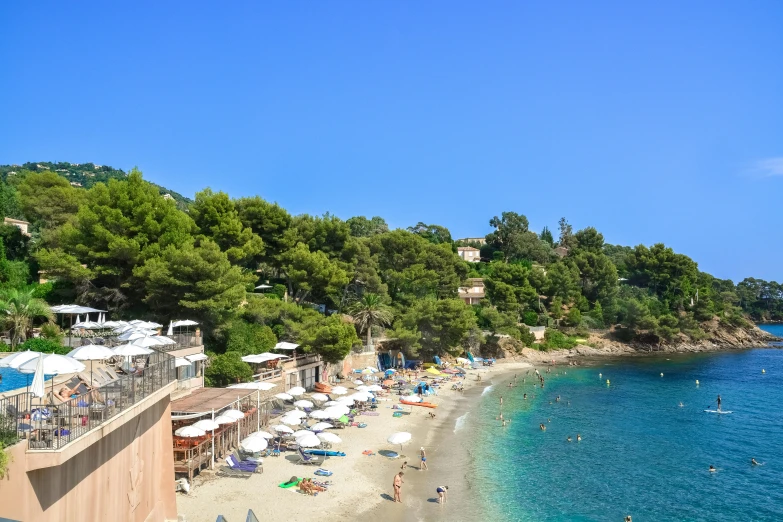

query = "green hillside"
[[0, 161, 191, 209]]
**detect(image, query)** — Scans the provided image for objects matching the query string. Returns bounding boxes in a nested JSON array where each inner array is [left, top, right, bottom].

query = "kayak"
[[305, 449, 346, 457], [400, 400, 438, 409]]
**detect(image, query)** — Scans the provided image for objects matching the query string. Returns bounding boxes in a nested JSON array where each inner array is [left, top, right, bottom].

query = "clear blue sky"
[[1, 2, 781, 282]]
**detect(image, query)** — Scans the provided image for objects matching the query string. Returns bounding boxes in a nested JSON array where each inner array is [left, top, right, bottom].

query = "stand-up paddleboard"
[[704, 410, 733, 414]]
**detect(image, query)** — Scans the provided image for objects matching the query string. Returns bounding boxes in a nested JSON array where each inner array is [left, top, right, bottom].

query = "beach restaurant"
[[170, 387, 276, 482]]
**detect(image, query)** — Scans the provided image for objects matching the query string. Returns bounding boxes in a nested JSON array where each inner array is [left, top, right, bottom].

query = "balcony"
[[0, 350, 176, 452]]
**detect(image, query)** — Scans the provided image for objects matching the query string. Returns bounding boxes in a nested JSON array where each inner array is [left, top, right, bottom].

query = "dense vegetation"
[[0, 163, 778, 384]]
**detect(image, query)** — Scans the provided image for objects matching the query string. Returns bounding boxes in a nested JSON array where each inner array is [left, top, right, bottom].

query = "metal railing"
[[0, 350, 176, 450]]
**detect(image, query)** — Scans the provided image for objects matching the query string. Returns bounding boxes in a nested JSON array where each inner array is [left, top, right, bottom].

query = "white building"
[[457, 246, 480, 262]]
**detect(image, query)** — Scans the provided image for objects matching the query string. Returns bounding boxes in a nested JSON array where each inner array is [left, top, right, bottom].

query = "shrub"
[[204, 351, 252, 387], [39, 322, 63, 343], [18, 337, 68, 355], [540, 329, 578, 350], [522, 311, 538, 326], [0, 443, 11, 480]]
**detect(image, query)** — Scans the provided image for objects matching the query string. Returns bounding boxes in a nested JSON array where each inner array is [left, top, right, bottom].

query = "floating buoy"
[[696, 380, 700, 385], [660, 373, 664, 377]]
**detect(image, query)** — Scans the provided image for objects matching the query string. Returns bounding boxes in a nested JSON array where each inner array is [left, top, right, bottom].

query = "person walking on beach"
[[436, 485, 448, 504], [420, 447, 428, 470], [393, 472, 404, 502]]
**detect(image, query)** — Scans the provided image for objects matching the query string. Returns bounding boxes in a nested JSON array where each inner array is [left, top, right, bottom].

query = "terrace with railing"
[[0, 350, 176, 450]]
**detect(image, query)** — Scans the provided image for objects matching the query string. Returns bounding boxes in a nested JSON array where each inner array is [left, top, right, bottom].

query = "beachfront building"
[[0, 352, 179, 522], [459, 278, 485, 305], [457, 246, 481, 262], [527, 325, 546, 340], [3, 217, 31, 236]]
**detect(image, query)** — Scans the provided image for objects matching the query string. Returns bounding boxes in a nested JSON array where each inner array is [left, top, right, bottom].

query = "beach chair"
[[216, 456, 258, 478], [297, 447, 322, 466], [233, 450, 264, 471]]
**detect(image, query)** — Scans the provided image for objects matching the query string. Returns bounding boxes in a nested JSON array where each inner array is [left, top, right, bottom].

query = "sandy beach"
[[176, 361, 533, 522]]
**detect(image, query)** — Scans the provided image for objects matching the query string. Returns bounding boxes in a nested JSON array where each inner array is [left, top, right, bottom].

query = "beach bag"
[[314, 468, 333, 476]]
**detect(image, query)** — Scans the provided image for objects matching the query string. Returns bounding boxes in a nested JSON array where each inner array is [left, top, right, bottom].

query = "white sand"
[[176, 361, 532, 522]]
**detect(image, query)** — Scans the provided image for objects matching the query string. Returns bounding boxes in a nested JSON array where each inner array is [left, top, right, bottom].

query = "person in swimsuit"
[[709, 465, 716, 473], [751, 458, 759, 466], [577, 434, 582, 441], [436, 485, 448, 504], [716, 395, 722, 412], [420, 447, 428, 470], [523, 393, 527, 400], [393, 472, 404, 502]]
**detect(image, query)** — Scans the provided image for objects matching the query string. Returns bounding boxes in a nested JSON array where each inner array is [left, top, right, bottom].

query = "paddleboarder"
[[716, 395, 722, 412]]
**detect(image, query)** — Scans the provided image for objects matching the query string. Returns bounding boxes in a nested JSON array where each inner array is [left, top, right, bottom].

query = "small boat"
[[400, 400, 438, 409], [314, 382, 332, 393]]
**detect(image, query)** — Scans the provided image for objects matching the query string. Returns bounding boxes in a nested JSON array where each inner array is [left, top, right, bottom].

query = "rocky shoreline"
[[503, 323, 780, 362]]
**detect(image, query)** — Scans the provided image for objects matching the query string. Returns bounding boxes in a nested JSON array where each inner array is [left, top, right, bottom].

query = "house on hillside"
[[457, 246, 480, 262], [459, 278, 485, 305], [457, 237, 486, 245], [554, 246, 569, 258], [3, 217, 30, 236]]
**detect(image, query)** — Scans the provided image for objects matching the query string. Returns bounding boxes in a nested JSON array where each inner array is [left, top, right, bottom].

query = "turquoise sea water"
[[467, 334, 783, 521]]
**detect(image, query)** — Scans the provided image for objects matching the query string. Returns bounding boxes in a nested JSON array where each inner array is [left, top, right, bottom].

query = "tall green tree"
[[407, 222, 453, 245], [235, 196, 293, 267], [280, 242, 349, 305], [347, 216, 389, 237], [0, 286, 53, 348], [299, 315, 359, 364], [394, 298, 477, 357], [487, 211, 551, 263], [17, 171, 86, 229], [349, 293, 393, 348], [540, 226, 554, 247]]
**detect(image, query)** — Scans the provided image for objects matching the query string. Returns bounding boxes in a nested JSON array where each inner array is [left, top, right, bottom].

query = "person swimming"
[[679, 402, 684, 407], [567, 436, 572, 442], [539, 423, 546, 431], [751, 458, 760, 466], [709, 465, 716, 472], [556, 396, 560, 402], [577, 434, 582, 441], [523, 393, 527, 400]]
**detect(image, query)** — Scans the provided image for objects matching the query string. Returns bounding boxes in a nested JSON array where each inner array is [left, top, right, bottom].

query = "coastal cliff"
[[495, 322, 779, 361]]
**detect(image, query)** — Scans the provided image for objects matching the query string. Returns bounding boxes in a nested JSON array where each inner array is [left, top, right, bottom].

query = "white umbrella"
[[309, 393, 329, 402], [336, 397, 355, 406], [151, 336, 176, 345], [366, 384, 383, 392], [191, 419, 220, 431], [324, 406, 349, 418], [403, 395, 423, 403], [297, 434, 321, 448], [175, 426, 206, 437], [292, 430, 312, 439], [0, 350, 41, 369], [228, 382, 277, 391], [324, 401, 341, 407], [288, 386, 306, 396], [353, 379, 364, 384], [18, 353, 85, 375], [173, 319, 199, 327], [117, 330, 154, 341], [365, 367, 380, 373], [272, 425, 294, 434], [309, 410, 331, 420], [248, 430, 274, 439], [167, 321, 173, 336], [132, 336, 164, 348], [310, 422, 333, 431], [240, 436, 268, 453], [294, 400, 313, 409], [112, 344, 153, 357], [214, 415, 236, 425], [387, 432, 412, 453], [275, 393, 294, 401], [222, 409, 245, 420], [174, 358, 191, 368], [66, 344, 114, 361], [284, 409, 308, 418], [331, 386, 348, 395], [29, 354, 46, 399], [280, 416, 302, 426], [255, 284, 273, 290], [356, 385, 370, 391], [360, 369, 373, 375], [317, 432, 342, 444], [351, 392, 373, 401]]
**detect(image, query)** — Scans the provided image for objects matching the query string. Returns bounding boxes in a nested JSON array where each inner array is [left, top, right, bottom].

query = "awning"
[[241, 353, 289, 364], [274, 342, 299, 350], [186, 353, 208, 362]]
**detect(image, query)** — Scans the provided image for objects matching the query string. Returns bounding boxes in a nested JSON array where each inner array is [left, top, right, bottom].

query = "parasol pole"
[[211, 408, 215, 470]]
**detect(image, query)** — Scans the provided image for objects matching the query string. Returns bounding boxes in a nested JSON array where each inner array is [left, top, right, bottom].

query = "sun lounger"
[[216, 455, 259, 477], [297, 447, 323, 466]]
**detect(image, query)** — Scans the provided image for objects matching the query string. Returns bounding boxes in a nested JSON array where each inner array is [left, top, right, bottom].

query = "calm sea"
[[464, 328, 783, 522]]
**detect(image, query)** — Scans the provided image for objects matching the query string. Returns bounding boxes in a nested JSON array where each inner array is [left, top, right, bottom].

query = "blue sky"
[[1, 2, 781, 282]]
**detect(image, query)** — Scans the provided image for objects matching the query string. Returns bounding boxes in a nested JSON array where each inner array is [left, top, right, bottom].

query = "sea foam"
[[481, 384, 494, 396], [454, 412, 469, 433]]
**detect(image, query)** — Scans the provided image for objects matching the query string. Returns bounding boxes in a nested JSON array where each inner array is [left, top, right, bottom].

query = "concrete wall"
[[0, 395, 177, 522], [332, 352, 379, 381]]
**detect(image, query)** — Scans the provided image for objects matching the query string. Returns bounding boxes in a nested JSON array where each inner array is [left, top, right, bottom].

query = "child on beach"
[[436, 485, 449, 504], [420, 447, 428, 470], [401, 461, 407, 470]]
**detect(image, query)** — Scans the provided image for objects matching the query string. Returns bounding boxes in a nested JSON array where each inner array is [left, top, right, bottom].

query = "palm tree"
[[0, 287, 54, 349], [349, 293, 393, 350]]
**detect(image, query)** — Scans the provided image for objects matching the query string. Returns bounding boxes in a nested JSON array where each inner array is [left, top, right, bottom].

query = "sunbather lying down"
[[298, 478, 326, 495]]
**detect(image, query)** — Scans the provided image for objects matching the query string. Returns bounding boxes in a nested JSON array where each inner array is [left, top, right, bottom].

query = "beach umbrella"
[[309, 393, 329, 402], [288, 386, 306, 396], [117, 330, 154, 341], [356, 385, 370, 391], [132, 336, 164, 348], [297, 434, 321, 448], [240, 436, 268, 453], [317, 432, 342, 444], [426, 367, 443, 376], [151, 336, 176, 345], [323, 401, 342, 407], [271, 425, 294, 434], [222, 409, 245, 420], [309, 410, 330, 420], [336, 397, 355, 406], [18, 353, 85, 375], [385, 369, 396, 375], [66, 343, 115, 386], [248, 430, 274, 439], [382, 380, 394, 386], [285, 409, 308, 418], [0, 350, 42, 369], [387, 432, 412, 454], [192, 419, 220, 431], [331, 386, 348, 395], [365, 366, 379, 373], [173, 319, 199, 327], [214, 415, 236, 425], [350, 392, 373, 401], [167, 322, 174, 336], [275, 393, 294, 401], [228, 381, 277, 390], [310, 422, 333, 431], [174, 358, 191, 368], [366, 384, 383, 392], [280, 416, 302, 426], [175, 426, 206, 437], [29, 354, 46, 399], [292, 429, 312, 439], [353, 379, 364, 385], [294, 400, 313, 409], [324, 405, 350, 416], [403, 395, 423, 403], [112, 344, 153, 357], [255, 284, 272, 290]]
